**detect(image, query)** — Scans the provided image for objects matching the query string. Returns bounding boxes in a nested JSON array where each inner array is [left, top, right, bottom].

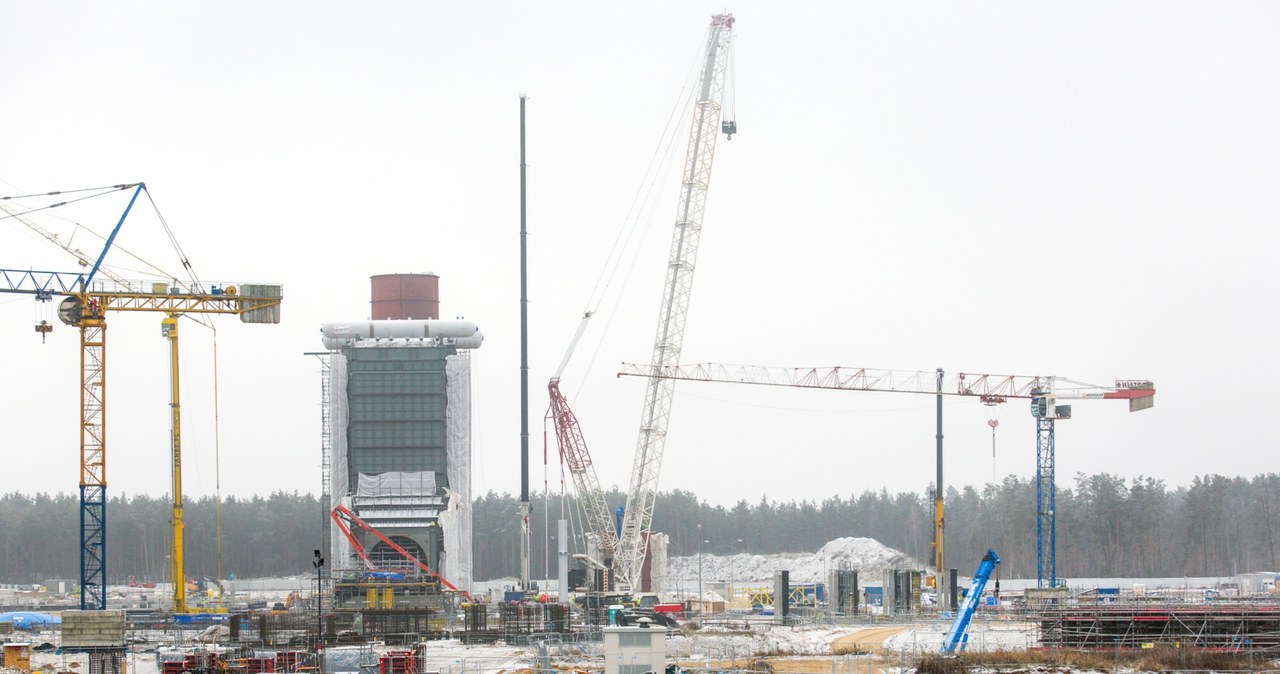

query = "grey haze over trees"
[[0, 492, 320, 584], [483, 474, 1280, 581], [1, 473, 1276, 584]]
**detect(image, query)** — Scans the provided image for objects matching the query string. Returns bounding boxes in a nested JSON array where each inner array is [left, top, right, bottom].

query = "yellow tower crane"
[[1, 183, 282, 612]]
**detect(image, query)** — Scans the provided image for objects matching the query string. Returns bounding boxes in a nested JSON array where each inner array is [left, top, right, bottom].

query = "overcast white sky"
[[2, 2, 1277, 509]]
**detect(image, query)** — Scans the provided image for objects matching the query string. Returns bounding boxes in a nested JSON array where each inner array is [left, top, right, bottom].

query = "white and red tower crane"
[[617, 362, 1154, 588]]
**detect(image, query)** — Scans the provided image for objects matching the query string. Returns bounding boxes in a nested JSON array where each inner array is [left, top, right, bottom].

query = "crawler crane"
[[548, 14, 737, 592], [548, 315, 619, 577], [612, 13, 736, 591]]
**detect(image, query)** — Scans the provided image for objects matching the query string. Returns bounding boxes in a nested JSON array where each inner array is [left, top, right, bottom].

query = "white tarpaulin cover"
[[356, 471, 437, 497], [442, 354, 473, 592], [329, 353, 352, 567]]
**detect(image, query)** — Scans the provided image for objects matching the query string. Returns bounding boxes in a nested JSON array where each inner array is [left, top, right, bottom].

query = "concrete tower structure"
[[322, 273, 481, 592]]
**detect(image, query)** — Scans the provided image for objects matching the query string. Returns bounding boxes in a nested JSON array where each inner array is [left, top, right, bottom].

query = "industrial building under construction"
[[5, 10, 1279, 674], [319, 273, 481, 595]]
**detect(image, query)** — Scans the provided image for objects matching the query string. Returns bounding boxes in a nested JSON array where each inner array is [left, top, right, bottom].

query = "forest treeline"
[[2, 472, 1277, 584]]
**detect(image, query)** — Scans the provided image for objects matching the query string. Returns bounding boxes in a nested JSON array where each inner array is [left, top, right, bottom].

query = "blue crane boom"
[[940, 549, 1000, 654]]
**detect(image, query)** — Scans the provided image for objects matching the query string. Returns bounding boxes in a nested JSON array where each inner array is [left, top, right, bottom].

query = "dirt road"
[[831, 625, 909, 654], [742, 626, 911, 674]]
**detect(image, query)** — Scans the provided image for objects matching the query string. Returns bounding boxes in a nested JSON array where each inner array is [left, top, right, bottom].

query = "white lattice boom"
[[615, 13, 735, 590]]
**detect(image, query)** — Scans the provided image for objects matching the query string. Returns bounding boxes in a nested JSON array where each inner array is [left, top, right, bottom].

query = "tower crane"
[[617, 362, 1154, 588], [1, 183, 282, 611], [0, 199, 139, 290], [614, 13, 735, 591]]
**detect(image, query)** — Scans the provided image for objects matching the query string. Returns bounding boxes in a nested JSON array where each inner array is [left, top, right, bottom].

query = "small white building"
[[603, 625, 666, 674]]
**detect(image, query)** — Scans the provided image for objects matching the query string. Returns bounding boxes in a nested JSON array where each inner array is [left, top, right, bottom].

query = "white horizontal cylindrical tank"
[[320, 320, 483, 350]]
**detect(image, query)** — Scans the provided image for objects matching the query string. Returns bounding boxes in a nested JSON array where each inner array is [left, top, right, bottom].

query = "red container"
[[371, 273, 439, 320], [378, 651, 416, 674], [246, 657, 275, 674]]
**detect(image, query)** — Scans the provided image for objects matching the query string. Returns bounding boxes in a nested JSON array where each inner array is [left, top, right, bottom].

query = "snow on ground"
[[667, 624, 856, 659], [410, 639, 530, 673], [3, 621, 1040, 674], [668, 537, 922, 584], [881, 620, 1039, 654], [667, 618, 1035, 660]]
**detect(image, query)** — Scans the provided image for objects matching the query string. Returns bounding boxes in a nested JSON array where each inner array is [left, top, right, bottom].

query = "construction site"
[[1, 7, 1276, 674]]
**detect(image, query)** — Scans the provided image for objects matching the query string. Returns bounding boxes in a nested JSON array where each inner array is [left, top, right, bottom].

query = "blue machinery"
[[940, 549, 999, 654]]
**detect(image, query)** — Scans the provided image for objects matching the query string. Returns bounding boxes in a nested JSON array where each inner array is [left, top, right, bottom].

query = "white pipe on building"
[[320, 319, 484, 350]]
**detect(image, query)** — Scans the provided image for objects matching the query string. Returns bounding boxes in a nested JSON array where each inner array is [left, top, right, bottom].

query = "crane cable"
[[1, 180, 214, 328], [0, 182, 158, 284], [724, 32, 737, 126], [545, 41, 709, 563], [137, 184, 225, 592], [542, 423, 550, 580], [568, 42, 707, 398], [0, 183, 141, 201], [0, 183, 142, 219], [141, 187, 203, 293], [212, 325, 225, 607], [540, 406, 588, 559]]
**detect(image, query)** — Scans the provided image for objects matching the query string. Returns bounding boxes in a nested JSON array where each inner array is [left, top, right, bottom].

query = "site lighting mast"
[[617, 362, 1155, 589], [614, 13, 736, 591]]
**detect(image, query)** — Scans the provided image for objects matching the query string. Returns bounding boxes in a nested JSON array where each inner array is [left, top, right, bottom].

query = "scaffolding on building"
[[1036, 604, 1280, 652]]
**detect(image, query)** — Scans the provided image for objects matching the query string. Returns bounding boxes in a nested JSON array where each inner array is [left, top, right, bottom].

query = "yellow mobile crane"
[[1, 183, 282, 612]]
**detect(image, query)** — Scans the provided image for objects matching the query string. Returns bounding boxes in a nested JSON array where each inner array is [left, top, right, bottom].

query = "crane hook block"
[[722, 120, 737, 140]]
